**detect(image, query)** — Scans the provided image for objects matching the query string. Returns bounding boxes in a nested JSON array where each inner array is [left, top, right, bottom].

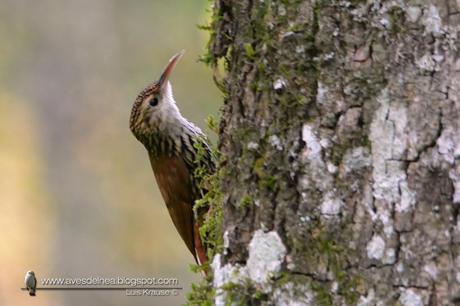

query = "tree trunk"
[[205, 0, 460, 305]]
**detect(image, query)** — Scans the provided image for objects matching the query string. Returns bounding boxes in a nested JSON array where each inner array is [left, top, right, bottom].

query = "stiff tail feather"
[[194, 223, 208, 276]]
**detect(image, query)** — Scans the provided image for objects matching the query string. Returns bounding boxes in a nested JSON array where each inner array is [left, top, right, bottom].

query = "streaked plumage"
[[129, 51, 214, 265]]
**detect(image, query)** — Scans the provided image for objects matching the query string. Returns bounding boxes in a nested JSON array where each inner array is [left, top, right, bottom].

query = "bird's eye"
[[149, 97, 159, 107]]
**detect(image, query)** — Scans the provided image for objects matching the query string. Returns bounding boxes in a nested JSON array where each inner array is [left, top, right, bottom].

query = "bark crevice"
[[198, 0, 460, 305]]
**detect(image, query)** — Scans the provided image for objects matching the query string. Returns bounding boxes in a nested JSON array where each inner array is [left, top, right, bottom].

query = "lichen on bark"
[[189, 0, 460, 305]]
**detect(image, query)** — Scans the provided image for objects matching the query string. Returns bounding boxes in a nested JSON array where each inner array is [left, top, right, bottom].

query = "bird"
[[129, 51, 215, 267], [24, 271, 37, 296]]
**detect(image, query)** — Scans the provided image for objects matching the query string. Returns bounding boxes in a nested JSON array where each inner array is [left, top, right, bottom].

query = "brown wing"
[[149, 154, 196, 260]]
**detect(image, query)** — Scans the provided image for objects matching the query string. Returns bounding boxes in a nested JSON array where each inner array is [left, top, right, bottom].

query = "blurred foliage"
[[0, 0, 220, 305], [0, 93, 55, 305]]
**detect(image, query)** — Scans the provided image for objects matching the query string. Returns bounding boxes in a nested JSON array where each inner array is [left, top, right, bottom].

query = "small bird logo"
[[24, 271, 37, 296]]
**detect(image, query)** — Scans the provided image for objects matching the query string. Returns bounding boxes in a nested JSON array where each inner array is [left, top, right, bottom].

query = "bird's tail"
[[29, 289, 36, 296], [194, 223, 208, 276]]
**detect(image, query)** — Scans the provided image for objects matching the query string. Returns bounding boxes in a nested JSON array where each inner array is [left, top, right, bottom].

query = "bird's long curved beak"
[[158, 50, 185, 90]]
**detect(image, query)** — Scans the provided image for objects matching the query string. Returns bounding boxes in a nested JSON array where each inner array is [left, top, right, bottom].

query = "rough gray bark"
[[207, 0, 460, 305]]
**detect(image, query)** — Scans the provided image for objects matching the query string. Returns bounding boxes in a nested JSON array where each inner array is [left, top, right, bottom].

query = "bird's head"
[[26, 271, 35, 276], [129, 51, 185, 144]]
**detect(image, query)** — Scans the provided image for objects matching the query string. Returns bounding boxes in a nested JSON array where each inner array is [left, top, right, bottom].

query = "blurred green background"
[[0, 0, 220, 305]]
